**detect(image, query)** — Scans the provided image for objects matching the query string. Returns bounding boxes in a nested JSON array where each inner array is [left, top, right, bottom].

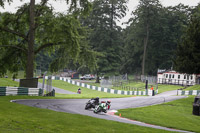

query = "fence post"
[[145, 80, 148, 90]]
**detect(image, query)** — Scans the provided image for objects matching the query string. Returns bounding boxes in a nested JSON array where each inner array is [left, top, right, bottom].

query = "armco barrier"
[[45, 76, 157, 96], [0, 87, 43, 96], [177, 90, 200, 96]]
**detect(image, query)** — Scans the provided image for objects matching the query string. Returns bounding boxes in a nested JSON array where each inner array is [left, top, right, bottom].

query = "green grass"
[[0, 96, 174, 133], [0, 77, 197, 132], [156, 84, 183, 93], [40, 80, 133, 98], [112, 81, 147, 90], [0, 78, 19, 87], [113, 83, 183, 93], [86, 82, 101, 87], [116, 96, 200, 133], [84, 80, 183, 94], [86, 81, 147, 90], [0, 77, 183, 97], [184, 85, 200, 90], [41, 79, 183, 97], [4, 71, 25, 79], [0, 78, 131, 98]]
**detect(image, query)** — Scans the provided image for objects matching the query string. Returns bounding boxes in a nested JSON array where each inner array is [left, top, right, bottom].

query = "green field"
[[0, 78, 19, 87], [0, 77, 173, 133], [1, 78, 199, 132], [42, 80, 182, 98], [116, 96, 200, 133], [0, 78, 184, 96], [156, 84, 182, 93], [0, 96, 173, 133], [78, 79, 183, 94], [42, 80, 133, 98], [2, 71, 25, 79], [184, 85, 200, 90]]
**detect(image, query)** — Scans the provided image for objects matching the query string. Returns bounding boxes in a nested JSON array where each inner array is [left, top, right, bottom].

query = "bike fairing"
[[93, 100, 111, 113]]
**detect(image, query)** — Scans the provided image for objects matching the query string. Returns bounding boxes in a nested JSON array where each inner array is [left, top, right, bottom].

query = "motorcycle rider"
[[93, 100, 111, 113], [85, 97, 100, 110], [77, 88, 81, 94], [91, 97, 99, 105], [106, 100, 111, 110], [100, 101, 107, 113]]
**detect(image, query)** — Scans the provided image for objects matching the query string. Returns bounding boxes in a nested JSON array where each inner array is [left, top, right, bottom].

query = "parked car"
[[80, 74, 95, 80]]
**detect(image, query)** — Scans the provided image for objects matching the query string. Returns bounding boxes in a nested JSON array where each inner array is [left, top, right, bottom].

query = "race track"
[[14, 90, 193, 133]]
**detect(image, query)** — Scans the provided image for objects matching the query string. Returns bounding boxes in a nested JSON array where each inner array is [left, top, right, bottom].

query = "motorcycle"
[[93, 100, 111, 114], [85, 97, 99, 110]]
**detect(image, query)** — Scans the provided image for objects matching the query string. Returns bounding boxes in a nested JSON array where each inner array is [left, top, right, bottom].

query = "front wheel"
[[94, 106, 100, 113], [85, 104, 91, 110]]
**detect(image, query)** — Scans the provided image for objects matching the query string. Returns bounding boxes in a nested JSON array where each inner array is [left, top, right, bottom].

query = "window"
[[166, 74, 168, 78], [169, 74, 171, 79], [187, 75, 189, 80], [172, 74, 174, 78], [184, 75, 186, 79], [191, 76, 193, 80], [178, 75, 180, 79]]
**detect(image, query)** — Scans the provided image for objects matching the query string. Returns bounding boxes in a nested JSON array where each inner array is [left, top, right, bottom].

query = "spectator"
[[151, 85, 154, 90]]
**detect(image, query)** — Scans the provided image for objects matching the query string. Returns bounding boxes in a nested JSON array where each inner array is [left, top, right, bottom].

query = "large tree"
[[0, 0, 96, 78], [81, 0, 128, 79], [122, 0, 163, 75], [174, 4, 200, 74], [122, 1, 190, 75]]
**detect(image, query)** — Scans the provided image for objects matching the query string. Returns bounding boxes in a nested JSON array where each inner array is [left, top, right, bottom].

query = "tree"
[[122, 0, 163, 75], [145, 4, 191, 74], [81, 0, 128, 80], [174, 4, 200, 74], [0, 0, 96, 78], [122, 1, 191, 75]]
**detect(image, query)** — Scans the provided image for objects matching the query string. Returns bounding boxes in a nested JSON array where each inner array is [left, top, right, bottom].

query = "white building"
[[157, 70, 200, 86]]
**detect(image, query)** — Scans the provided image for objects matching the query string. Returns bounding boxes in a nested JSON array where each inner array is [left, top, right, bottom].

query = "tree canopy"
[[121, 1, 191, 75], [0, 0, 199, 78], [174, 4, 200, 74], [0, 0, 96, 78], [81, 0, 128, 77]]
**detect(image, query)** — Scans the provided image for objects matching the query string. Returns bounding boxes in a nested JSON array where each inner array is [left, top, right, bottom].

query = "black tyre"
[[93, 110, 97, 113], [94, 106, 100, 113], [85, 104, 91, 110]]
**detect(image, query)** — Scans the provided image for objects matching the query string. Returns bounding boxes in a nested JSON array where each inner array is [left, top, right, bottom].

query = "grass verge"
[[44, 80, 133, 98], [0, 78, 184, 97], [82, 80, 183, 93], [0, 78, 19, 87], [156, 84, 182, 93], [116, 96, 200, 133], [184, 85, 200, 90]]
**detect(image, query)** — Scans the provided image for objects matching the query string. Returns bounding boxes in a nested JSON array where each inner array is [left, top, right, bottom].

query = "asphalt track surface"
[[14, 90, 194, 133]]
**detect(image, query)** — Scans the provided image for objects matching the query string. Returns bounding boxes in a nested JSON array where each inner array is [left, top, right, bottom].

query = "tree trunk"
[[142, 22, 149, 75], [95, 76, 100, 83], [95, 67, 100, 83], [110, 0, 114, 30], [26, 0, 35, 79]]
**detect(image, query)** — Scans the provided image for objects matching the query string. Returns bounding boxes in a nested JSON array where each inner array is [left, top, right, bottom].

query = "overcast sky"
[[0, 0, 199, 28]]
